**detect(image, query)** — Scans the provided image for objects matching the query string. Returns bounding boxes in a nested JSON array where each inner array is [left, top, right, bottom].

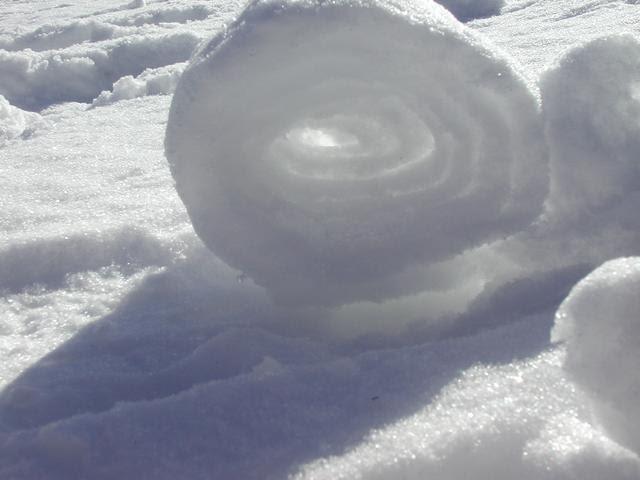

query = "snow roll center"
[[270, 103, 437, 181]]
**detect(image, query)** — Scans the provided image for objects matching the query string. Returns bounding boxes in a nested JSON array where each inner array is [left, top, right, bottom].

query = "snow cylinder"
[[165, 0, 547, 307]]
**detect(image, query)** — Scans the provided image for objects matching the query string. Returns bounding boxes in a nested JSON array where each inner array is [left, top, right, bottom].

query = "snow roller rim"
[[165, 0, 548, 306]]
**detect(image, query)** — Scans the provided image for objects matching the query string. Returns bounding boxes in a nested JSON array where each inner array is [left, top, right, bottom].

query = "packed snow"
[[1, 0, 640, 479]]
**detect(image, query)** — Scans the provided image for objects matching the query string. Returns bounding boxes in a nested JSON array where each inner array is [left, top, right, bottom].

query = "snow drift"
[[165, 0, 548, 307], [553, 257, 640, 456]]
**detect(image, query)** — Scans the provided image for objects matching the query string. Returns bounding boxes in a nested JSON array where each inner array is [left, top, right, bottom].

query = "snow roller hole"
[[270, 107, 436, 182]]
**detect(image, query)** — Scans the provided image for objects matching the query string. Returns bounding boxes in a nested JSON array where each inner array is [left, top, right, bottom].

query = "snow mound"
[[165, 0, 548, 307], [541, 34, 640, 220], [436, 0, 504, 21], [93, 63, 186, 106], [0, 94, 47, 146], [553, 257, 640, 455]]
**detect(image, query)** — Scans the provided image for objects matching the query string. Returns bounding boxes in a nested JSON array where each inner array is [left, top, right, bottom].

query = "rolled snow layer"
[[165, 0, 547, 306], [541, 34, 640, 220], [553, 257, 640, 455]]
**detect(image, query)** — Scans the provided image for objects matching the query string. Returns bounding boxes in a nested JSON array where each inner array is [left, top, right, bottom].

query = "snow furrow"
[[0, 32, 200, 110]]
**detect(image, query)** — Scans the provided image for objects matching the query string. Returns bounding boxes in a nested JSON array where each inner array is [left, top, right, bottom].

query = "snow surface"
[[1, 0, 640, 479]]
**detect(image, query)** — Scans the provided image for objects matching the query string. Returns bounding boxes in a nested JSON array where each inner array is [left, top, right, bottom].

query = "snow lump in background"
[[553, 257, 640, 455], [165, 0, 547, 308], [541, 34, 640, 222]]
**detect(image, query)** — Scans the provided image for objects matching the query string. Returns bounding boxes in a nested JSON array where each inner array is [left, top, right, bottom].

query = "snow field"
[[165, 0, 548, 308], [553, 257, 640, 456]]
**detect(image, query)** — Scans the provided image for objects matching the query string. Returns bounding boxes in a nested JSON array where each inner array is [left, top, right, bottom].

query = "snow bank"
[[0, 94, 47, 146], [553, 257, 640, 455], [541, 34, 640, 221], [92, 63, 186, 106], [436, 0, 504, 21], [165, 0, 547, 307], [0, 33, 199, 110]]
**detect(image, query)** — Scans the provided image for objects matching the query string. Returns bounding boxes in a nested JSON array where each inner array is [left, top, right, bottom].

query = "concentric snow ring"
[[165, 0, 547, 306]]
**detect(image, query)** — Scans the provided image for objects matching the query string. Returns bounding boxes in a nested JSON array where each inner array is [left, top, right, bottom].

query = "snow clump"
[[165, 0, 548, 307], [553, 257, 640, 455], [0, 94, 48, 146], [92, 63, 186, 106]]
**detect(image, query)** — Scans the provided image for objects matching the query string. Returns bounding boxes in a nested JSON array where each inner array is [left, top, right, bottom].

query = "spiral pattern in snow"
[[165, 0, 547, 306]]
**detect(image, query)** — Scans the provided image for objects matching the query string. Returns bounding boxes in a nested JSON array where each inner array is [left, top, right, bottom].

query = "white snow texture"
[[553, 257, 640, 456], [165, 0, 548, 307]]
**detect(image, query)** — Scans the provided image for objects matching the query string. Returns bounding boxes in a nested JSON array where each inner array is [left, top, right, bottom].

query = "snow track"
[[0, 32, 199, 110], [0, 2, 233, 110]]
